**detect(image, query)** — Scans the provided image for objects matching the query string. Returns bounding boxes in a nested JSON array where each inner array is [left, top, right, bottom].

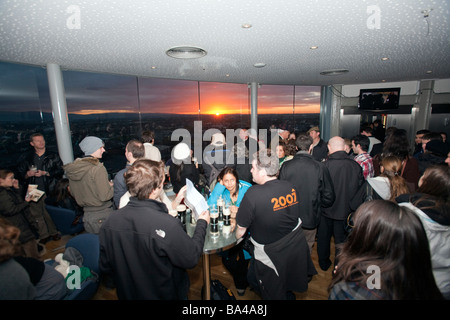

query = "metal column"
[[47, 63, 74, 165], [250, 82, 258, 132]]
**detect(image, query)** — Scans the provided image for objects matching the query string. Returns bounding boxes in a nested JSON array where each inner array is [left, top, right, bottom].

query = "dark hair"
[[218, 167, 239, 198], [0, 169, 14, 180], [295, 133, 313, 151], [51, 178, 71, 203], [141, 131, 155, 143], [125, 159, 165, 200], [329, 200, 443, 299], [422, 132, 442, 142], [126, 139, 145, 159], [415, 165, 450, 217], [382, 129, 410, 160], [361, 126, 373, 135], [352, 134, 370, 152]]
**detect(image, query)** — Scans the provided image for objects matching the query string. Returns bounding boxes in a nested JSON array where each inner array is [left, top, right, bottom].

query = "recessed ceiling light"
[[426, 70, 433, 74], [241, 23, 252, 29], [253, 62, 266, 68], [166, 46, 207, 59], [320, 69, 349, 76], [151, 66, 157, 69], [310, 46, 319, 50], [381, 57, 389, 61]]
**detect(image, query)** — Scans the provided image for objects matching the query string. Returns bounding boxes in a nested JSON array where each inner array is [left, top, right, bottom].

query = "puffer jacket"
[[0, 186, 38, 244], [63, 157, 113, 212]]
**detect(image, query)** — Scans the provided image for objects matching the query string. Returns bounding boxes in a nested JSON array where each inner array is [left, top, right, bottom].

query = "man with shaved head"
[[316, 136, 364, 271]]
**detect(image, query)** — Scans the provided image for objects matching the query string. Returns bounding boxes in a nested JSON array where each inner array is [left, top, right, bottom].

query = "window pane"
[[0, 61, 53, 169]]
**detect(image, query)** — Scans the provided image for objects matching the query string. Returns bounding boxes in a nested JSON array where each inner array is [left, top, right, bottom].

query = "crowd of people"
[[0, 123, 449, 300]]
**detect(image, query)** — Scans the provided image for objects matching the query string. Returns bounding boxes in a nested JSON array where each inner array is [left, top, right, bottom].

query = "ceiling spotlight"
[[166, 46, 207, 59], [426, 70, 433, 74], [310, 46, 319, 50], [320, 69, 349, 76], [381, 57, 389, 61], [253, 62, 266, 68], [241, 23, 252, 29]]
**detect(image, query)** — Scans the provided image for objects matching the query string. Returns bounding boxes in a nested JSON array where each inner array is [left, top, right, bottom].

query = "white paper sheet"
[[184, 178, 208, 221]]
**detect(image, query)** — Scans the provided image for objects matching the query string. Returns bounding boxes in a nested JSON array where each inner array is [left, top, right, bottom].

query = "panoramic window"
[[1, 61, 321, 175]]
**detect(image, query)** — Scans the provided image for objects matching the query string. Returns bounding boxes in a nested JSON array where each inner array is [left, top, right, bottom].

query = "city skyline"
[[0, 61, 321, 115]]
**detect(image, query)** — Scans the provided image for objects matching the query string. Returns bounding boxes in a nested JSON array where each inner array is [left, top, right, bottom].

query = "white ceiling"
[[1, 0, 449, 86]]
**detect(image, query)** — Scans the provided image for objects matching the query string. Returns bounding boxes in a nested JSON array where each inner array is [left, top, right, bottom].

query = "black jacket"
[[16, 149, 64, 195], [279, 152, 335, 228], [311, 139, 329, 162], [99, 197, 207, 300], [321, 151, 364, 220], [0, 186, 38, 244]]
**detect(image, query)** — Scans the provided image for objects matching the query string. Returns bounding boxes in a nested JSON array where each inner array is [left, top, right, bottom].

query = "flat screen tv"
[[358, 87, 400, 110]]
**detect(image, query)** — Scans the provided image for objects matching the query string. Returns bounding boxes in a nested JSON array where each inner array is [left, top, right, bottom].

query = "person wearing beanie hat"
[[63, 136, 114, 234], [78, 136, 105, 157], [169, 142, 200, 194]]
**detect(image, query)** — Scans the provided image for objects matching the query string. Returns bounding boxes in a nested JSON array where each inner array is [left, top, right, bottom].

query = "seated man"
[[99, 159, 210, 300]]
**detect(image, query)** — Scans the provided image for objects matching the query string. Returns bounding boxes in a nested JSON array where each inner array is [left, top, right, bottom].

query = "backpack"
[[202, 279, 236, 300]]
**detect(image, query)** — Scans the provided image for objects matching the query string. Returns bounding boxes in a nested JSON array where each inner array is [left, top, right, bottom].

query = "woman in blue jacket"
[[207, 167, 252, 296]]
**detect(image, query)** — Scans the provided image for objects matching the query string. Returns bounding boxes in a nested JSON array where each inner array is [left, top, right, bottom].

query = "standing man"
[[99, 159, 210, 299], [279, 133, 335, 253], [64, 136, 114, 234], [17, 133, 63, 242], [351, 134, 374, 180], [142, 130, 161, 162], [113, 140, 145, 208], [317, 136, 364, 271], [307, 126, 328, 162], [236, 149, 317, 300], [17, 133, 64, 197]]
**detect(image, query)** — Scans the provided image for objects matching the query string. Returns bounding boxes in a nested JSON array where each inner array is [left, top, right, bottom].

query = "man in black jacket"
[[99, 159, 210, 300], [16, 133, 64, 196], [16, 133, 62, 242], [279, 133, 335, 253], [317, 136, 364, 271]]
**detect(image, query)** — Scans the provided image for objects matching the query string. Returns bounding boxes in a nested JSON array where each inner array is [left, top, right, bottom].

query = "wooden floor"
[[42, 232, 335, 300]]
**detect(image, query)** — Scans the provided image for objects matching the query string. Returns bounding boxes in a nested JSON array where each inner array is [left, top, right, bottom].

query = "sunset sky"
[[0, 61, 321, 115]]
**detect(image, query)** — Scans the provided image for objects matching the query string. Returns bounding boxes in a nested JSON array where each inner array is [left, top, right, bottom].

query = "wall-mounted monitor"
[[358, 87, 400, 110]]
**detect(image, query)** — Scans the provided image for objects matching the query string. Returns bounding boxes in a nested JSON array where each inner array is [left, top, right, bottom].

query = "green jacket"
[[63, 157, 113, 212]]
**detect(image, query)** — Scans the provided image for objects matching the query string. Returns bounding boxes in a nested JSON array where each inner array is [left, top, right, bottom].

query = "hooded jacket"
[[63, 157, 113, 212], [397, 193, 450, 297]]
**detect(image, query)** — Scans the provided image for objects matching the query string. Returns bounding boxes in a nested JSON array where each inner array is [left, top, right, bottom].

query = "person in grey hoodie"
[[63, 136, 114, 234]]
